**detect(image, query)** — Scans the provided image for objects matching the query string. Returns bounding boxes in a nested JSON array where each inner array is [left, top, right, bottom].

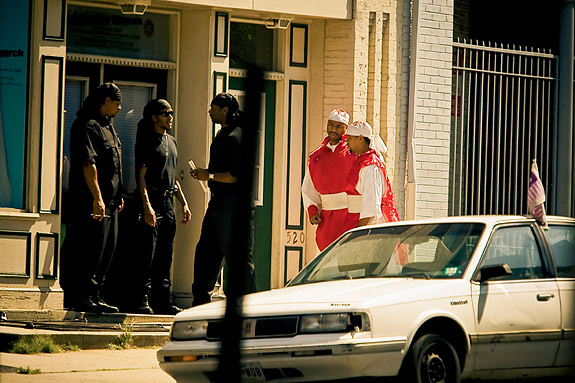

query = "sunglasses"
[[158, 110, 174, 117]]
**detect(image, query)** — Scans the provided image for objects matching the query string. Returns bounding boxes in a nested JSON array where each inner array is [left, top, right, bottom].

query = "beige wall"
[[171, 8, 214, 307], [0, 0, 66, 310], [163, 0, 353, 19]]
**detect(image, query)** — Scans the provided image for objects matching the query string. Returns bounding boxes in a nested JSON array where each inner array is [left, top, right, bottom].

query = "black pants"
[[191, 193, 257, 306], [140, 210, 177, 308], [60, 206, 119, 306], [114, 196, 177, 309]]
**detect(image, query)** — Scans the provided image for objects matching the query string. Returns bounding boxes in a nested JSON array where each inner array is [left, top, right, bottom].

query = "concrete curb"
[[0, 309, 173, 351]]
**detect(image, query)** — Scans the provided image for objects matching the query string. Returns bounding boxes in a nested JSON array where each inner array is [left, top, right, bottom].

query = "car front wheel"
[[402, 333, 461, 383]]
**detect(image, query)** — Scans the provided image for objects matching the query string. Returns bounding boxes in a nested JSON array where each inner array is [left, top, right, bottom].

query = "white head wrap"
[[347, 120, 388, 156], [328, 109, 350, 125]]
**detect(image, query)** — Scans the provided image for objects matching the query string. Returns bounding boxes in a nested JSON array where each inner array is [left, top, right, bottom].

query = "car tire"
[[401, 333, 461, 383]]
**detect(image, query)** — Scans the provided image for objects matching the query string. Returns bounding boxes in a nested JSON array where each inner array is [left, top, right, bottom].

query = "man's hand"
[[92, 197, 106, 221], [118, 198, 124, 212], [143, 204, 156, 227], [309, 214, 321, 225], [190, 168, 209, 181], [182, 205, 191, 225]]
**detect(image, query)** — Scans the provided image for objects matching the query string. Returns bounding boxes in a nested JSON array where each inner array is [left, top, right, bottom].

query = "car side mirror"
[[477, 263, 512, 282]]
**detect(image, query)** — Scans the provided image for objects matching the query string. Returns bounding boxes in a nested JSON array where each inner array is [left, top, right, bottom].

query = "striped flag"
[[527, 159, 547, 227]]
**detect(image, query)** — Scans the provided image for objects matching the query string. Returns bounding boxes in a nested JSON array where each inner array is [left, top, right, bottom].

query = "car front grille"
[[206, 316, 299, 340]]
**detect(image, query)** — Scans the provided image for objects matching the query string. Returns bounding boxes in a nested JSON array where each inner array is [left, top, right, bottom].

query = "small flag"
[[527, 159, 547, 227]]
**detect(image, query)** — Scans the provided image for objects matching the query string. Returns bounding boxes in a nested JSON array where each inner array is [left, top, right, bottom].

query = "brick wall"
[[323, 0, 404, 213], [323, 19, 356, 117], [412, 0, 454, 218], [321, 0, 453, 219]]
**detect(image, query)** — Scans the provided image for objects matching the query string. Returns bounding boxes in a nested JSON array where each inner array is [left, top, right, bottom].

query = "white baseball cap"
[[347, 120, 388, 155], [328, 109, 350, 125]]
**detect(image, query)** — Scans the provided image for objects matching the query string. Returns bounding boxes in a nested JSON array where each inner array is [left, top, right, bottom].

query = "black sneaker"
[[72, 297, 100, 313], [93, 297, 119, 313], [152, 304, 182, 315], [122, 303, 154, 315]]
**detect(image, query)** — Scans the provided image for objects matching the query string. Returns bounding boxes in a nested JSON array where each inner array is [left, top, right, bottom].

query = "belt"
[[163, 188, 177, 197], [150, 185, 178, 198], [318, 192, 362, 213], [347, 195, 362, 213], [319, 192, 347, 210]]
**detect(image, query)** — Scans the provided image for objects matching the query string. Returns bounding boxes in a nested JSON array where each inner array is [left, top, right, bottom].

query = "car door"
[[545, 222, 575, 367], [470, 224, 561, 370]]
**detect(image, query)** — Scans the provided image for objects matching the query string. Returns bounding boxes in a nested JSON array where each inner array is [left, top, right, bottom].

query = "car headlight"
[[300, 313, 351, 333], [171, 320, 208, 340]]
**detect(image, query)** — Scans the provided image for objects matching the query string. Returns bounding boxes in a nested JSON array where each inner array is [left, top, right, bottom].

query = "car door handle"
[[536, 293, 555, 301]]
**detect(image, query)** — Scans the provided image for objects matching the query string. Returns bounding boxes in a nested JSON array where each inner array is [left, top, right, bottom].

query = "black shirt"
[[208, 125, 242, 195], [135, 126, 178, 200], [68, 115, 123, 211]]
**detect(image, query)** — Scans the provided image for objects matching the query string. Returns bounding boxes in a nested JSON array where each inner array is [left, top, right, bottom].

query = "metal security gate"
[[450, 40, 558, 216]]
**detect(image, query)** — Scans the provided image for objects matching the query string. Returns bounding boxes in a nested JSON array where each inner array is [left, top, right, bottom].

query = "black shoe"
[[71, 297, 100, 313], [93, 297, 119, 313], [122, 302, 154, 315], [152, 304, 182, 315]]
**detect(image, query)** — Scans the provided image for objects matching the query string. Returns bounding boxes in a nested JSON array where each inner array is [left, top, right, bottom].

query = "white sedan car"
[[158, 215, 575, 383]]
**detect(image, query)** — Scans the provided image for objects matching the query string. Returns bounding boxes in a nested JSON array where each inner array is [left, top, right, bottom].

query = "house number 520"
[[286, 231, 305, 245]]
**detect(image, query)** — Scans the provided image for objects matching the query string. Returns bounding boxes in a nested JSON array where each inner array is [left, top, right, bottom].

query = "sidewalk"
[[0, 348, 175, 383], [0, 309, 176, 382]]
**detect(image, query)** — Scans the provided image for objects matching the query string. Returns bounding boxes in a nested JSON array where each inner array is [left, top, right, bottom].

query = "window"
[[230, 22, 274, 71], [547, 225, 575, 278], [63, 77, 89, 191], [0, 1, 30, 208], [480, 226, 545, 280], [112, 82, 156, 193], [289, 223, 484, 285], [67, 5, 171, 61]]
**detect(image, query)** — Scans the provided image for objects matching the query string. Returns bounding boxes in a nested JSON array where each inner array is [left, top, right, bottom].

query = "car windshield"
[[289, 222, 485, 285]]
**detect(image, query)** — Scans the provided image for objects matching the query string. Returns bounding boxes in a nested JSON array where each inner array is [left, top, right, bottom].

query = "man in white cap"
[[344, 120, 399, 229], [302, 109, 355, 251]]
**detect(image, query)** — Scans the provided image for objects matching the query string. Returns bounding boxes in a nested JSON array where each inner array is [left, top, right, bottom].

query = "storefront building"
[[0, 0, 459, 310]]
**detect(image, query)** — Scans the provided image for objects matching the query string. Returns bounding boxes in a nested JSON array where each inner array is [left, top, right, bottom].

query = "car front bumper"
[[157, 333, 407, 382]]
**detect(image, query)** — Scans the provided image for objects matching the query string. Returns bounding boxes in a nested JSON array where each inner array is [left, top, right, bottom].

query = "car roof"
[[346, 215, 575, 234]]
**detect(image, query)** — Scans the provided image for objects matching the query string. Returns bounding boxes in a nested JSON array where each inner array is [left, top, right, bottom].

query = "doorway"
[[229, 77, 276, 290]]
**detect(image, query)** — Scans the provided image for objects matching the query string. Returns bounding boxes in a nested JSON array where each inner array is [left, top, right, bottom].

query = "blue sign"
[[0, 1, 29, 208]]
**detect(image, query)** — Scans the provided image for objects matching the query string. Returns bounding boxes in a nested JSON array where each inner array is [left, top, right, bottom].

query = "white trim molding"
[[66, 53, 177, 70]]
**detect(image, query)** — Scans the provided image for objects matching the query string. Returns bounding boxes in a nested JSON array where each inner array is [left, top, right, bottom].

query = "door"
[[471, 224, 561, 370], [229, 77, 276, 290], [63, 63, 168, 197], [545, 223, 575, 367]]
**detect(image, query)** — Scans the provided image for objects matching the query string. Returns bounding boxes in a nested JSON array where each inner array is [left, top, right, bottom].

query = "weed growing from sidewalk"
[[16, 366, 42, 375], [108, 323, 134, 350], [62, 341, 80, 351], [11, 335, 61, 354]]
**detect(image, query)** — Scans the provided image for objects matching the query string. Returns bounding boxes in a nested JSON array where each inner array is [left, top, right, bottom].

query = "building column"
[[407, 0, 454, 219], [555, 0, 575, 216]]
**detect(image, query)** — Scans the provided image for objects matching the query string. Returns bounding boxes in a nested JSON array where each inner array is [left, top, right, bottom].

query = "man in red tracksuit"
[[302, 109, 355, 251], [344, 120, 399, 230]]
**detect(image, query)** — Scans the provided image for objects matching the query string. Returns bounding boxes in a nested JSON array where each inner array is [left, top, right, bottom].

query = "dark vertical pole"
[[555, 0, 574, 216], [216, 67, 264, 383]]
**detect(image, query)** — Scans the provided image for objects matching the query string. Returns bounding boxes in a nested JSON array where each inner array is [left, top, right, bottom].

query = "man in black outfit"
[[60, 82, 123, 313], [189, 93, 257, 306], [128, 99, 191, 315]]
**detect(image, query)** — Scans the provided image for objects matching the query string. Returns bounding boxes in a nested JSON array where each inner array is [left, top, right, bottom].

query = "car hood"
[[176, 278, 469, 320]]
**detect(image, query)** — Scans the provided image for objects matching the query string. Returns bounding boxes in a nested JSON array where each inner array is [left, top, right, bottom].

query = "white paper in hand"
[[188, 160, 209, 192]]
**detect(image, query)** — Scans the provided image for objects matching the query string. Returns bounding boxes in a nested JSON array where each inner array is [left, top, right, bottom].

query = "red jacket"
[[344, 149, 399, 230], [306, 136, 355, 250]]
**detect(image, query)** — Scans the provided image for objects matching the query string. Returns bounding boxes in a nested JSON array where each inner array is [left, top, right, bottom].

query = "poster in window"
[[0, 1, 30, 208]]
